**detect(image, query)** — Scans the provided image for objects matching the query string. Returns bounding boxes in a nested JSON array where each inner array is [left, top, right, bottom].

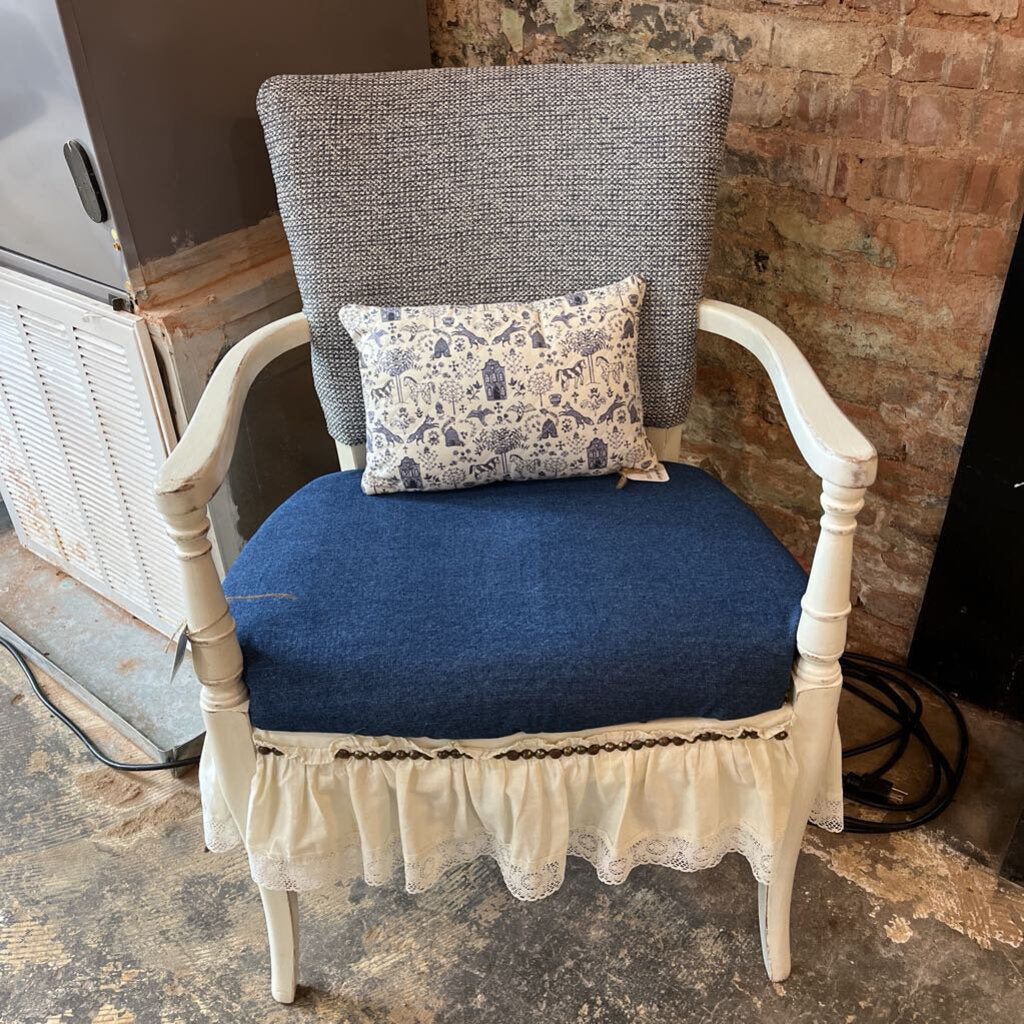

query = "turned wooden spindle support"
[[153, 316, 313, 1004], [794, 481, 867, 694], [161, 506, 247, 712]]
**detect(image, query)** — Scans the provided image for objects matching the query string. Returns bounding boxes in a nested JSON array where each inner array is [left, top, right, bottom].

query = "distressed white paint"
[[155, 301, 876, 997], [0, 267, 187, 636]]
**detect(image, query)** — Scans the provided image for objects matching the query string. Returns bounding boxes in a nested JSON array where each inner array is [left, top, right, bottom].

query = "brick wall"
[[427, 0, 1023, 659]]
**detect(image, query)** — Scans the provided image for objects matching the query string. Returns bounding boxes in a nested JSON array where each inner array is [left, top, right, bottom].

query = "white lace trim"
[[247, 824, 781, 898], [202, 804, 843, 872], [203, 810, 242, 853], [808, 797, 845, 834]]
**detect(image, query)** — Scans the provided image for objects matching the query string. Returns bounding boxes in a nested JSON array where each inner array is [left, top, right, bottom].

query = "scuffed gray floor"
[[2, 654, 1023, 1023]]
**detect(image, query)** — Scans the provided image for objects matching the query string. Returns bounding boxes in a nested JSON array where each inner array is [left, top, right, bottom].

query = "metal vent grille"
[[0, 268, 184, 636]]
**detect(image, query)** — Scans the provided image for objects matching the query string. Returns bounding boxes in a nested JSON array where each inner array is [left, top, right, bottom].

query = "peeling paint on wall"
[[547, 0, 584, 39], [500, 7, 525, 51]]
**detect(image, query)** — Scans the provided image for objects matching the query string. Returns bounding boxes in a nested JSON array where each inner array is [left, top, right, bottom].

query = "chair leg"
[[758, 481, 864, 980], [758, 846, 798, 982], [261, 887, 299, 1003], [758, 675, 843, 982]]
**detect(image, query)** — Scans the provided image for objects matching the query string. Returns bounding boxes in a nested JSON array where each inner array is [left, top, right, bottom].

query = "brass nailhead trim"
[[255, 730, 789, 762], [493, 729, 785, 759]]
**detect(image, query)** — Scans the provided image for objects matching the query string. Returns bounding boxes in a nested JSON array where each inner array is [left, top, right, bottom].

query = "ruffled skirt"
[[201, 705, 843, 901]]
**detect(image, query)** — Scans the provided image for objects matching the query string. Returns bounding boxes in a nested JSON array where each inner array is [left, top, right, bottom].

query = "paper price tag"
[[618, 462, 670, 486], [168, 622, 189, 684]]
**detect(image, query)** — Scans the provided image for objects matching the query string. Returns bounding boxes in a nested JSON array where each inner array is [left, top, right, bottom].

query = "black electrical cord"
[[0, 636, 200, 772], [836, 651, 968, 834]]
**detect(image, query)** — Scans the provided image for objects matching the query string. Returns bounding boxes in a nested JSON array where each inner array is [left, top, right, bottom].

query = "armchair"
[[155, 65, 876, 1003]]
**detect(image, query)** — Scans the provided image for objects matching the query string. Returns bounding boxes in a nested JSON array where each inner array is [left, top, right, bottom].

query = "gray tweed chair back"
[[258, 64, 733, 445]]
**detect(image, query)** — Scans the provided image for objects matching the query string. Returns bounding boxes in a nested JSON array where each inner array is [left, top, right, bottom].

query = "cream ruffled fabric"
[[201, 705, 844, 901]]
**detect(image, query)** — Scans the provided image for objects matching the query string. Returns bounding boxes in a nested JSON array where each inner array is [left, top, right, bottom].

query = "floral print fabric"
[[340, 276, 660, 494]]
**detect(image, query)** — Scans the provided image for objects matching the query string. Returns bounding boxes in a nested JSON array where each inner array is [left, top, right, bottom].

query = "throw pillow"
[[340, 276, 660, 494]]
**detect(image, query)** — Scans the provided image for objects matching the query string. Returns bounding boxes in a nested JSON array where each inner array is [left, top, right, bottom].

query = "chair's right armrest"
[[699, 300, 877, 489], [155, 313, 311, 518]]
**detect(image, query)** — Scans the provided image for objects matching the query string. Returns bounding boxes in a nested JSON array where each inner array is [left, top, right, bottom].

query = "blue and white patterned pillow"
[[340, 276, 661, 494]]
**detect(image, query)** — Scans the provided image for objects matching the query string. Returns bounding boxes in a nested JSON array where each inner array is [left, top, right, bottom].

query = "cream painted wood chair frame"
[[155, 299, 876, 1003]]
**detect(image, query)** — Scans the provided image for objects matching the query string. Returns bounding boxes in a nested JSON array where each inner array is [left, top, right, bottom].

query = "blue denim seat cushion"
[[225, 469, 807, 738]]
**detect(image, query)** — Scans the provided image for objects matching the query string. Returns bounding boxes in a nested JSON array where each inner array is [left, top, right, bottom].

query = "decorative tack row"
[[494, 730, 788, 760], [255, 729, 789, 763]]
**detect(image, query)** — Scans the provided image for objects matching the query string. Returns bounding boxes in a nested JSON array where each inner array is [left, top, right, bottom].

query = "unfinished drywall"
[[427, 0, 1024, 659]]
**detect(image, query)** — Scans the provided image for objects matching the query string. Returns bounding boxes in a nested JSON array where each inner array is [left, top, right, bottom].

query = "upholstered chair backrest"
[[258, 64, 733, 445]]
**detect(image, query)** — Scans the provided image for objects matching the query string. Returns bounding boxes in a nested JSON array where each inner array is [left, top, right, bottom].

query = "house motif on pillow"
[[587, 437, 608, 470], [399, 457, 422, 489], [483, 359, 507, 401]]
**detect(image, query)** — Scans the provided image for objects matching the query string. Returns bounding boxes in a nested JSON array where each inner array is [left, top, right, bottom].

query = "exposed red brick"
[[986, 162, 1024, 217], [788, 77, 887, 141], [963, 161, 995, 213], [874, 217, 947, 268], [880, 27, 989, 89], [947, 49, 987, 90], [724, 130, 831, 194], [897, 91, 965, 148], [989, 35, 1024, 93], [877, 155, 968, 210], [965, 161, 1024, 218], [910, 157, 968, 210], [924, 0, 1018, 15], [790, 74, 836, 133], [971, 93, 1024, 155], [836, 86, 888, 142], [831, 151, 875, 201], [731, 70, 796, 129], [771, 18, 880, 76], [951, 226, 1014, 276]]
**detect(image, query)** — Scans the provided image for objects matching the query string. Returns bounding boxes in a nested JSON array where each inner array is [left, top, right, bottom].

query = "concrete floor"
[[0, 502, 204, 762], [2, 656, 1024, 1023]]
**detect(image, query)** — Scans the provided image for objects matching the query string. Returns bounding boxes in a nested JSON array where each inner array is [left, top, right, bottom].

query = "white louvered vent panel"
[[21, 308, 148, 603], [0, 303, 59, 551], [75, 327, 185, 623], [0, 267, 189, 637], [0, 301, 100, 574]]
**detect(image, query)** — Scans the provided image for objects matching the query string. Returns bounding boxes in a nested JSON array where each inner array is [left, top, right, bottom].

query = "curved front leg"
[[261, 889, 299, 1003]]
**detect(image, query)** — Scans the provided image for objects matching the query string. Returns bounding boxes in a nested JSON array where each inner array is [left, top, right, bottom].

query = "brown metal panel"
[[57, 0, 430, 272]]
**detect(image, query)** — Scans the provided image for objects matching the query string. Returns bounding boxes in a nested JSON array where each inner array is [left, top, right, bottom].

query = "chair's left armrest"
[[698, 300, 877, 489], [155, 313, 311, 518]]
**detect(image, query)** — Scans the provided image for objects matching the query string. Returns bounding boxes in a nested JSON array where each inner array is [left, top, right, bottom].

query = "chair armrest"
[[698, 300, 877, 489], [155, 313, 311, 517]]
